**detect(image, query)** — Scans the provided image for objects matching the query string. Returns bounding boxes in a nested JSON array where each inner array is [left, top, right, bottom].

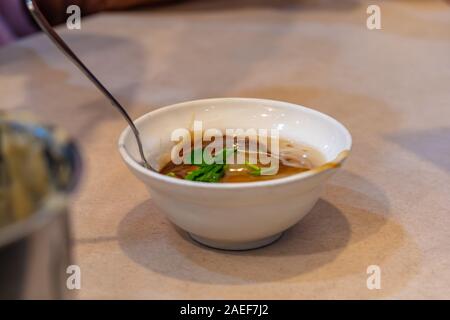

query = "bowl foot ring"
[[188, 232, 283, 251]]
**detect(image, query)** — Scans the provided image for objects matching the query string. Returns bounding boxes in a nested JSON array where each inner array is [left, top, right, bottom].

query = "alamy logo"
[[170, 121, 280, 175], [66, 5, 81, 30], [66, 265, 81, 290], [366, 265, 381, 290], [366, 4, 381, 30], [367, 5, 382, 30]]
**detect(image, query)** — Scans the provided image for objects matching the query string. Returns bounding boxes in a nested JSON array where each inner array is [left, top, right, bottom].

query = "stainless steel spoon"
[[25, 0, 152, 170]]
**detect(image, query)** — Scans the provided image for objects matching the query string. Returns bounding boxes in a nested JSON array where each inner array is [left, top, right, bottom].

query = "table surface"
[[1, 0, 449, 299]]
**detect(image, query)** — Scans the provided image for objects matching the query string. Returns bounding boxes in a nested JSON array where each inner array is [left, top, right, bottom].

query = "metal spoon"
[[25, 0, 152, 170]]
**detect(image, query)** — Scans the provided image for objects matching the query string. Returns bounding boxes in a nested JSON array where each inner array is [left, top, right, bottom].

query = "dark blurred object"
[[0, 0, 36, 46], [0, 0, 173, 47], [33, 0, 171, 25], [0, 112, 81, 299]]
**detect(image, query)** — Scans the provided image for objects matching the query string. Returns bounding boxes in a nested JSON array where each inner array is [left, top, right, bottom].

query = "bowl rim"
[[118, 97, 352, 189]]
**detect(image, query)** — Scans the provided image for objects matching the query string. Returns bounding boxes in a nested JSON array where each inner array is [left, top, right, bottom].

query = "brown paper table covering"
[[0, 0, 449, 299]]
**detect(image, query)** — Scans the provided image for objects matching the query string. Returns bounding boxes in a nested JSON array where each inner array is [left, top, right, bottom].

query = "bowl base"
[[188, 232, 283, 251]]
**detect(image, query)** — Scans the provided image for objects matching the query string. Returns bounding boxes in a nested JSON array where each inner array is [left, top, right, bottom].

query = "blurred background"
[[2, 0, 449, 48], [7, 0, 449, 48]]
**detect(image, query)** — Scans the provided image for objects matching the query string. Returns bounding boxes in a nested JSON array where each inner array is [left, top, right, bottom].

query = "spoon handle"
[[25, 0, 151, 169]]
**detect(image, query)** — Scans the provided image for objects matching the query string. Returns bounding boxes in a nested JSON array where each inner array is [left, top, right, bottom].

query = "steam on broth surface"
[[160, 135, 326, 183]]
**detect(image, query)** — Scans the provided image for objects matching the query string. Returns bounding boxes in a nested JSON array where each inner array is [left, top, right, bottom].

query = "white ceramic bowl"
[[118, 98, 352, 250]]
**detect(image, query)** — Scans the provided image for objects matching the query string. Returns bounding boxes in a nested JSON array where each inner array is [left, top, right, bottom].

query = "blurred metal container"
[[0, 113, 81, 299]]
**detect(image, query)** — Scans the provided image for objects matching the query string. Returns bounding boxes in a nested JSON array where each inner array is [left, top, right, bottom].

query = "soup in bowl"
[[118, 98, 352, 250]]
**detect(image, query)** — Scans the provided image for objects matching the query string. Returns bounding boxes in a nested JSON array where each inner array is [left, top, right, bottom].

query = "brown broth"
[[160, 136, 326, 183]]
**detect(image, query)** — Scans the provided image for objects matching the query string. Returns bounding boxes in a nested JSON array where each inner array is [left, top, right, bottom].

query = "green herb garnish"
[[245, 162, 261, 176], [185, 147, 236, 183]]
